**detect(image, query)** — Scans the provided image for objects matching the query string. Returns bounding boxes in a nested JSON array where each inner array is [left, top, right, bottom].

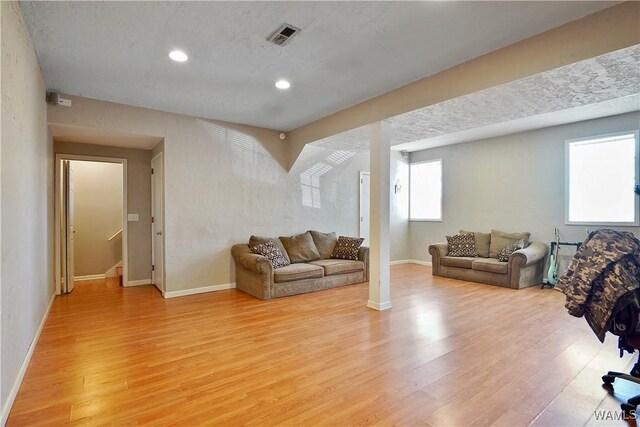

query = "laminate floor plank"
[[7, 265, 634, 426]]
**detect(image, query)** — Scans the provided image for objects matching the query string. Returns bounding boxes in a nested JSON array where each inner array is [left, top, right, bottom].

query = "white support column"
[[367, 121, 391, 311]]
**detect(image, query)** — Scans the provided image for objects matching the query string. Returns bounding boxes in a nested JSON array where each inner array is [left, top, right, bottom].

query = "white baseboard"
[[390, 259, 432, 266], [125, 278, 152, 287], [1, 294, 55, 426], [367, 300, 392, 311], [74, 274, 106, 281], [163, 282, 236, 299]]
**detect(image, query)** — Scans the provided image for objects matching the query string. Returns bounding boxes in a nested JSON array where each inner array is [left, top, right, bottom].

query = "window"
[[566, 131, 639, 225], [410, 159, 443, 221]]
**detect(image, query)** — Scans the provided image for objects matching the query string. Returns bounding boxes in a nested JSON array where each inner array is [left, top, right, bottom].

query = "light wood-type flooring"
[[7, 265, 640, 426]]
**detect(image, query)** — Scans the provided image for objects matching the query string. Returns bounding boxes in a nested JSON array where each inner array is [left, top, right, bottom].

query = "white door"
[[63, 161, 76, 293], [359, 171, 370, 246], [151, 153, 164, 293]]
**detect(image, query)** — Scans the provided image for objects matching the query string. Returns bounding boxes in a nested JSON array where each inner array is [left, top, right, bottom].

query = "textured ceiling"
[[311, 45, 640, 153], [391, 44, 640, 150], [21, 1, 614, 131]]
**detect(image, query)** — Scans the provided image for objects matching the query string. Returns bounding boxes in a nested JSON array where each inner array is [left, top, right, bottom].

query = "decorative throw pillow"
[[446, 233, 478, 257], [279, 231, 321, 263], [309, 230, 337, 259], [489, 229, 530, 258], [250, 241, 290, 269], [497, 239, 525, 262], [330, 236, 364, 260], [460, 229, 491, 258], [249, 235, 291, 264]]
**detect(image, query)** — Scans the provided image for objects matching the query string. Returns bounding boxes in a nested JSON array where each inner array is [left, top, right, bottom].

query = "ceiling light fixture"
[[169, 50, 188, 62], [275, 79, 291, 90]]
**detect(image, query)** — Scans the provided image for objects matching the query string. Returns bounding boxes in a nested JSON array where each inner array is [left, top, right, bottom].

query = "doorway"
[[151, 153, 164, 294], [56, 155, 128, 294], [359, 171, 370, 246]]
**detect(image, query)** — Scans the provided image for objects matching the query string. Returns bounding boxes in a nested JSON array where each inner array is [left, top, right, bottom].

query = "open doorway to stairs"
[[55, 155, 127, 294]]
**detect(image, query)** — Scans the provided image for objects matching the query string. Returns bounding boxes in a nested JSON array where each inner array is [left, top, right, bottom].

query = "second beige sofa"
[[428, 229, 548, 289]]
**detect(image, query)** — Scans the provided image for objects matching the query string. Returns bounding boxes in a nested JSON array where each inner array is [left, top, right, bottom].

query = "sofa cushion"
[[460, 229, 491, 258], [279, 231, 321, 263], [273, 263, 324, 283], [309, 259, 365, 276], [489, 230, 531, 258], [309, 230, 337, 259], [472, 258, 508, 274], [250, 235, 291, 264], [331, 236, 364, 260], [250, 241, 290, 269], [497, 239, 525, 262], [441, 256, 475, 269], [446, 233, 478, 257]]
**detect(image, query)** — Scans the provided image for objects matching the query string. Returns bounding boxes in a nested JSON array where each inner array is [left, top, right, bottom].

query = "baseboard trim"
[[125, 279, 152, 287], [164, 282, 236, 299], [74, 274, 106, 281], [390, 259, 432, 266], [367, 300, 392, 311], [1, 293, 55, 426]]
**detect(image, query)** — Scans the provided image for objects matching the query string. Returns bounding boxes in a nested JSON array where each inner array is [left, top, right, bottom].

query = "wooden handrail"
[[108, 229, 123, 241]]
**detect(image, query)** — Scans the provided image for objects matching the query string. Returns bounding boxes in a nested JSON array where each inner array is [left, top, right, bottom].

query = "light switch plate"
[[127, 213, 139, 222]]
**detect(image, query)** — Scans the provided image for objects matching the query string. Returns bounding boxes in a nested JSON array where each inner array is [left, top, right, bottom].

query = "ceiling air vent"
[[267, 23, 301, 46]]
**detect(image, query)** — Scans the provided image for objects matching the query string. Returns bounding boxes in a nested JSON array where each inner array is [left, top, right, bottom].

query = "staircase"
[[116, 266, 123, 286]]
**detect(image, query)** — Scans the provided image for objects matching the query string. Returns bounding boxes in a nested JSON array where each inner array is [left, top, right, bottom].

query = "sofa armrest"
[[508, 242, 549, 289], [231, 244, 274, 300], [358, 246, 370, 281], [231, 244, 273, 275], [428, 242, 448, 258], [509, 242, 548, 268], [428, 242, 448, 276]]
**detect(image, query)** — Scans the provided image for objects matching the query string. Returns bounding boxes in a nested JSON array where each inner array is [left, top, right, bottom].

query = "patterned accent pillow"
[[250, 241, 290, 269], [330, 236, 365, 260], [497, 239, 525, 262], [446, 233, 478, 257]]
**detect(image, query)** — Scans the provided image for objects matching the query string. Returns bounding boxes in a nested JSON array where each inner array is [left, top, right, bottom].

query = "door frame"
[[150, 152, 165, 294], [54, 154, 128, 294], [359, 171, 370, 244]]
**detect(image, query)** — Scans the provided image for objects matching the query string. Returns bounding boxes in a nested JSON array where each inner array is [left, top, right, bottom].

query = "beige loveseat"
[[231, 231, 369, 300], [428, 230, 548, 289]]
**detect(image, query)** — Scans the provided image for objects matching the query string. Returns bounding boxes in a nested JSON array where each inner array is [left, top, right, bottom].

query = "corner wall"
[[409, 111, 640, 268], [390, 151, 410, 261], [1, 1, 54, 420]]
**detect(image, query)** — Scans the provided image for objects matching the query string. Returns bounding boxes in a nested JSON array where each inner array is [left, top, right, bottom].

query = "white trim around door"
[[54, 154, 128, 294]]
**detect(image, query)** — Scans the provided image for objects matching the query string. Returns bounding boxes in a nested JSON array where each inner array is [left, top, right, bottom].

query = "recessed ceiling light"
[[169, 50, 188, 62], [275, 79, 291, 90]]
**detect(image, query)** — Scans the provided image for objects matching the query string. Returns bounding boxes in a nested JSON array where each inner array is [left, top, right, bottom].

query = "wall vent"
[[267, 23, 301, 46]]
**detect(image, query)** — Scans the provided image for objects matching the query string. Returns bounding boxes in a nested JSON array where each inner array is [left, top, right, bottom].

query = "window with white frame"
[[410, 159, 443, 221], [566, 131, 639, 225]]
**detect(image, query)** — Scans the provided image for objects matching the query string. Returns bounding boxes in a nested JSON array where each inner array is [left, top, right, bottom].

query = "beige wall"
[[390, 150, 410, 261], [1, 1, 54, 419], [48, 96, 384, 292], [71, 161, 123, 277], [55, 142, 152, 282], [409, 111, 640, 271]]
